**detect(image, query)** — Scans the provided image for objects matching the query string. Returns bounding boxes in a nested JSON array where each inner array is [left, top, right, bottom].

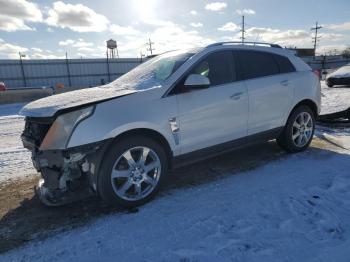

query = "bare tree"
[[342, 47, 350, 59]]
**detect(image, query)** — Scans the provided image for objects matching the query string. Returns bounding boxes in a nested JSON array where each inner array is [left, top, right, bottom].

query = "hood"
[[20, 84, 137, 118], [327, 65, 350, 79]]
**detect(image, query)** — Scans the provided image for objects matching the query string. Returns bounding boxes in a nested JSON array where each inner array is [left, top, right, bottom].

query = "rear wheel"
[[277, 106, 315, 153], [97, 136, 168, 207]]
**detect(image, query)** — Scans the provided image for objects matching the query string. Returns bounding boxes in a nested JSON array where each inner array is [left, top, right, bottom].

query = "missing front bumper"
[[29, 140, 110, 206], [35, 178, 93, 206]]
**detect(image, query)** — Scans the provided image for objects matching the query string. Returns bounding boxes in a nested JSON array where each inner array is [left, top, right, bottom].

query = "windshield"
[[110, 49, 196, 90]]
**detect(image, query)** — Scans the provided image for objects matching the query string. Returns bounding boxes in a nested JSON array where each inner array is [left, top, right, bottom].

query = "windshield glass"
[[110, 49, 196, 90]]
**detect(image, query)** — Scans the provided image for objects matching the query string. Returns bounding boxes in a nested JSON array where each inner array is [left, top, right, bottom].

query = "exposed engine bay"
[[21, 116, 109, 206]]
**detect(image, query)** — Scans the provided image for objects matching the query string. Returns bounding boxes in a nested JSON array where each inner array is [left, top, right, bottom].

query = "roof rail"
[[207, 41, 283, 49]]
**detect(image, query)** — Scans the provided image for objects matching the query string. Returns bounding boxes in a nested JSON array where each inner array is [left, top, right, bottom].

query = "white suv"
[[21, 42, 321, 207]]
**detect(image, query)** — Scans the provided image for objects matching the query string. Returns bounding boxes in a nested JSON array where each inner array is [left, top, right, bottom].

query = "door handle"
[[230, 92, 243, 100], [280, 80, 289, 86]]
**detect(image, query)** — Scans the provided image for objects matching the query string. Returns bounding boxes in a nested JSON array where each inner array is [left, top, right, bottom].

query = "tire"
[[97, 136, 168, 207], [277, 105, 315, 153], [326, 80, 334, 88]]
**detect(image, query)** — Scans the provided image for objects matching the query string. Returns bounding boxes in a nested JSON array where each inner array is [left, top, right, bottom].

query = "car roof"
[[204, 43, 295, 57]]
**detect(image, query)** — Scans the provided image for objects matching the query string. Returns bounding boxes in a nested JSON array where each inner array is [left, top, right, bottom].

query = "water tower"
[[106, 39, 119, 58]]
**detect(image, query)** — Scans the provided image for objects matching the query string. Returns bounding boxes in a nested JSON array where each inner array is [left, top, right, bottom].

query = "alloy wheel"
[[110, 146, 161, 201], [292, 112, 314, 147]]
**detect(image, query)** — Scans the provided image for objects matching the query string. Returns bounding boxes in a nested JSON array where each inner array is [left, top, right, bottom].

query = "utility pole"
[[65, 52, 72, 87], [18, 52, 27, 87], [116, 41, 119, 58], [240, 15, 245, 44], [147, 38, 155, 55], [140, 51, 145, 58], [311, 21, 322, 56]]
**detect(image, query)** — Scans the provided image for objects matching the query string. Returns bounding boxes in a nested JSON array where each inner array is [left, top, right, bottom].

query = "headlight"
[[40, 106, 95, 150]]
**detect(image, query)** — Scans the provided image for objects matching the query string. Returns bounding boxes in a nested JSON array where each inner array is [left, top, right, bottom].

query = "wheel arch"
[[290, 99, 319, 119], [105, 128, 174, 169]]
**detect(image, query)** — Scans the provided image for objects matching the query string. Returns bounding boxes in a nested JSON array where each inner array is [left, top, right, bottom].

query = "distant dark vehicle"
[[0, 81, 6, 91], [326, 64, 350, 87]]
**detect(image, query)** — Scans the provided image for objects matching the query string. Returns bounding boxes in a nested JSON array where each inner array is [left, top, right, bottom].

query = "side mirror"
[[184, 74, 210, 89]]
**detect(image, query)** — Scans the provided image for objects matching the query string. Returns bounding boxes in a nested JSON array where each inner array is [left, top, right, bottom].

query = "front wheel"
[[97, 136, 168, 207], [277, 106, 315, 153]]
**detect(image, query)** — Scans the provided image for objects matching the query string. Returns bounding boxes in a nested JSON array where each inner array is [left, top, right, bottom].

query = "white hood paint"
[[20, 85, 138, 118]]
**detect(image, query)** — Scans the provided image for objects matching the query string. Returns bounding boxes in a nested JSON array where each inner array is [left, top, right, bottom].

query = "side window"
[[190, 51, 236, 86], [236, 50, 279, 80], [273, 54, 296, 73]]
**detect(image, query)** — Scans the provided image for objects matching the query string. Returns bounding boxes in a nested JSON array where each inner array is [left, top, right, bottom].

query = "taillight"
[[313, 69, 321, 80]]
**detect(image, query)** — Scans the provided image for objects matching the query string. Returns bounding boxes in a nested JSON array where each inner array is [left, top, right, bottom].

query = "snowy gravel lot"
[[1, 82, 350, 261], [0, 103, 36, 184]]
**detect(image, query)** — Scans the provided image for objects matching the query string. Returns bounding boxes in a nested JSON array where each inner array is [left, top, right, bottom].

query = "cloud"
[[31, 47, 43, 52], [29, 52, 65, 59], [243, 27, 311, 47], [326, 22, 350, 31], [115, 24, 213, 57], [246, 27, 279, 35], [317, 44, 348, 55], [205, 2, 227, 12], [241, 26, 348, 52], [236, 9, 256, 15], [27, 47, 65, 59], [0, 16, 34, 32], [59, 39, 75, 46], [0, 0, 42, 32], [190, 10, 198, 15], [110, 24, 139, 35], [190, 22, 203, 28], [218, 22, 239, 32], [148, 25, 213, 53], [46, 1, 109, 32], [58, 39, 93, 48], [77, 47, 95, 52], [318, 33, 344, 42], [72, 41, 93, 48], [0, 39, 28, 59], [0, 0, 42, 21], [143, 19, 175, 27]]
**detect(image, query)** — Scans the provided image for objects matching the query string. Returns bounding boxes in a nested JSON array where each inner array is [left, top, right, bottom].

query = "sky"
[[0, 0, 349, 59]]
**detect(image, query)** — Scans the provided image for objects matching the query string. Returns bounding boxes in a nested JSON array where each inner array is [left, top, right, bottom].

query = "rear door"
[[175, 50, 248, 154], [235, 50, 294, 135]]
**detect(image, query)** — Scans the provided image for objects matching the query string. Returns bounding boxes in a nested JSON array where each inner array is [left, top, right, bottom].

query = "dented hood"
[[20, 84, 137, 118]]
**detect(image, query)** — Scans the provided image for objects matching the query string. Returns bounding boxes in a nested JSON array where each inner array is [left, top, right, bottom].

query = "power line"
[[311, 21, 322, 56], [147, 38, 155, 55]]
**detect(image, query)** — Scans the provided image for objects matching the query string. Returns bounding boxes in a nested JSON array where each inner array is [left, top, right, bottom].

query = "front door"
[[175, 50, 249, 154]]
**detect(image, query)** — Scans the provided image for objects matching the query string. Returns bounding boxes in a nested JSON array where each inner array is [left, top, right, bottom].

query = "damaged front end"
[[21, 106, 108, 206]]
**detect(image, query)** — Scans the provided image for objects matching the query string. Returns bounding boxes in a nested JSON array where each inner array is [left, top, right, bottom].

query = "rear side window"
[[236, 50, 279, 80], [190, 50, 236, 86], [273, 54, 296, 73]]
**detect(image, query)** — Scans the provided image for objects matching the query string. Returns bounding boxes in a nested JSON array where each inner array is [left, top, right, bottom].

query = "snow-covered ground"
[[1, 82, 350, 261], [0, 103, 36, 183], [2, 132, 350, 262]]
